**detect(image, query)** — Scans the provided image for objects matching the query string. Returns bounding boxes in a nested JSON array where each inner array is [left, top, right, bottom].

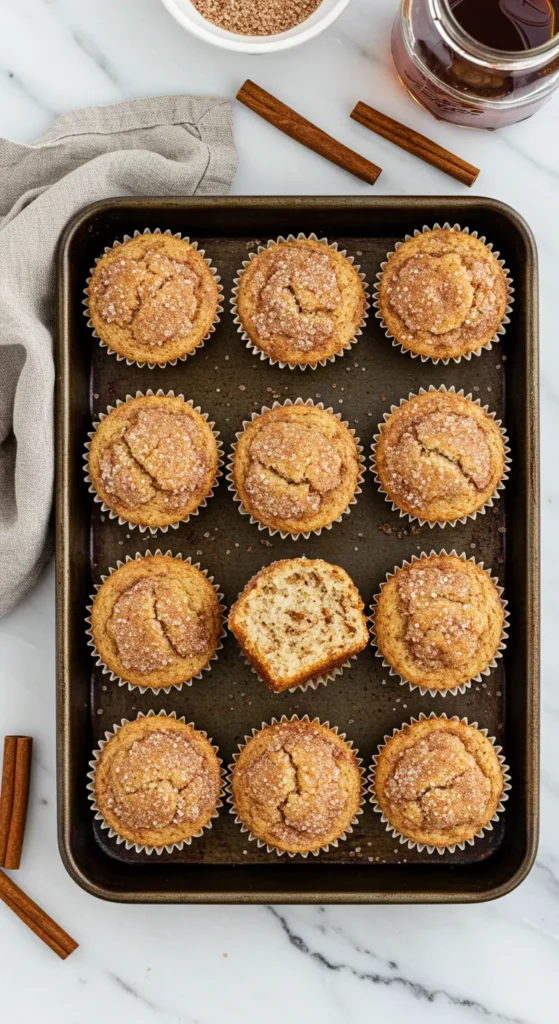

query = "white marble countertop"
[[0, 0, 557, 1021]]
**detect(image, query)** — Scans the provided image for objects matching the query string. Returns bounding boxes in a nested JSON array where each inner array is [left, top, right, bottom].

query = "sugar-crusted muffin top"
[[228, 558, 369, 692], [87, 395, 219, 529], [231, 719, 361, 853], [236, 239, 366, 366], [373, 718, 505, 848], [233, 404, 360, 534], [87, 234, 219, 365], [90, 554, 222, 690], [383, 730, 491, 833], [92, 246, 203, 348], [379, 229, 509, 360], [374, 390, 506, 523], [94, 716, 222, 845], [249, 246, 342, 353], [108, 576, 212, 674], [373, 554, 505, 691]]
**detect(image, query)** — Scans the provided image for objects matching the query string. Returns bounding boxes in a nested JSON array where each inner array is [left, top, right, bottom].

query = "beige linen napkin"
[[0, 95, 237, 618]]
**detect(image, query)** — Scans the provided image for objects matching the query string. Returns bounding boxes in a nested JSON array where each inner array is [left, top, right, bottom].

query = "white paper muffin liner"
[[87, 710, 224, 855], [373, 222, 514, 365], [85, 549, 226, 695], [370, 549, 509, 697], [369, 712, 511, 855], [84, 388, 224, 534], [370, 384, 511, 528], [226, 397, 365, 540], [84, 227, 223, 368], [230, 232, 370, 370], [240, 651, 359, 695], [226, 714, 365, 858]]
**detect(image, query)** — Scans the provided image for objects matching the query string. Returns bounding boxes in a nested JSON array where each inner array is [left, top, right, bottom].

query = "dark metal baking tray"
[[56, 196, 539, 903]]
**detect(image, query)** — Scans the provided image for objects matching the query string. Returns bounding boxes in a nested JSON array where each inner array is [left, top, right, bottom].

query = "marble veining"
[[0, 0, 557, 1021]]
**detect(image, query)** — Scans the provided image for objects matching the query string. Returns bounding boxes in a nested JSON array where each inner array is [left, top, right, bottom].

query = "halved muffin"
[[229, 558, 369, 692]]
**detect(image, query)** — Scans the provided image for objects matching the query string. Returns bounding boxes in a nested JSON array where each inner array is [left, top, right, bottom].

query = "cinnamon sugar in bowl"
[[160, 0, 352, 54]]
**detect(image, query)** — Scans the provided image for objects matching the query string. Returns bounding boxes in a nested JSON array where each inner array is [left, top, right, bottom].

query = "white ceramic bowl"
[[160, 0, 352, 54]]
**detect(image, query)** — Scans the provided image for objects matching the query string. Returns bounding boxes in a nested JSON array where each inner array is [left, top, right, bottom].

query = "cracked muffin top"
[[87, 233, 220, 365], [229, 558, 369, 693], [373, 717, 505, 848], [89, 554, 223, 690], [232, 403, 362, 535], [373, 554, 505, 692], [230, 719, 362, 854], [373, 390, 506, 523], [378, 229, 509, 361], [235, 238, 367, 367], [93, 714, 222, 848], [87, 394, 220, 529]]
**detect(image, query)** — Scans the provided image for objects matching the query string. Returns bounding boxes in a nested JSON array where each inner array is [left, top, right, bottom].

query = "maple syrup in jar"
[[393, 0, 559, 128]]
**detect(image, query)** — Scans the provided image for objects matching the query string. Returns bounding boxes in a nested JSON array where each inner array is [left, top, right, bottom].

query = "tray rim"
[[56, 194, 540, 904]]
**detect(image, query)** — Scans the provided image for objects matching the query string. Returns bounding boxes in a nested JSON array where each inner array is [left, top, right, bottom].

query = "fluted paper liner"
[[369, 712, 511, 855], [83, 388, 224, 534], [370, 384, 511, 528], [226, 397, 365, 540], [230, 232, 370, 370], [373, 222, 514, 365], [84, 227, 223, 368], [369, 549, 509, 697], [87, 710, 224, 856], [85, 549, 226, 695], [226, 715, 365, 858]]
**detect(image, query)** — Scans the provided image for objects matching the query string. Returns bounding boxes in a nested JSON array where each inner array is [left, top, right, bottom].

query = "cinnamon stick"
[[237, 80, 382, 186], [0, 870, 78, 960], [0, 736, 33, 869], [350, 101, 479, 187]]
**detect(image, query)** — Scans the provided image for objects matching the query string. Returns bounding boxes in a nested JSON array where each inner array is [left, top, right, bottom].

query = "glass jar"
[[392, 0, 559, 128]]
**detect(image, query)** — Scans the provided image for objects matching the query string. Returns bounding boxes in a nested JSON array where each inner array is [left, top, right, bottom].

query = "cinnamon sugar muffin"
[[373, 716, 505, 849], [230, 719, 362, 854], [378, 228, 510, 361], [87, 233, 220, 365], [89, 554, 223, 691], [373, 389, 506, 524], [231, 403, 362, 535], [229, 558, 369, 692], [373, 554, 506, 692], [93, 714, 222, 849], [87, 393, 220, 530], [235, 237, 367, 367]]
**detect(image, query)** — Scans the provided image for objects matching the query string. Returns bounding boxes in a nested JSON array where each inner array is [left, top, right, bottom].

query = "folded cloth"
[[0, 95, 237, 618]]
